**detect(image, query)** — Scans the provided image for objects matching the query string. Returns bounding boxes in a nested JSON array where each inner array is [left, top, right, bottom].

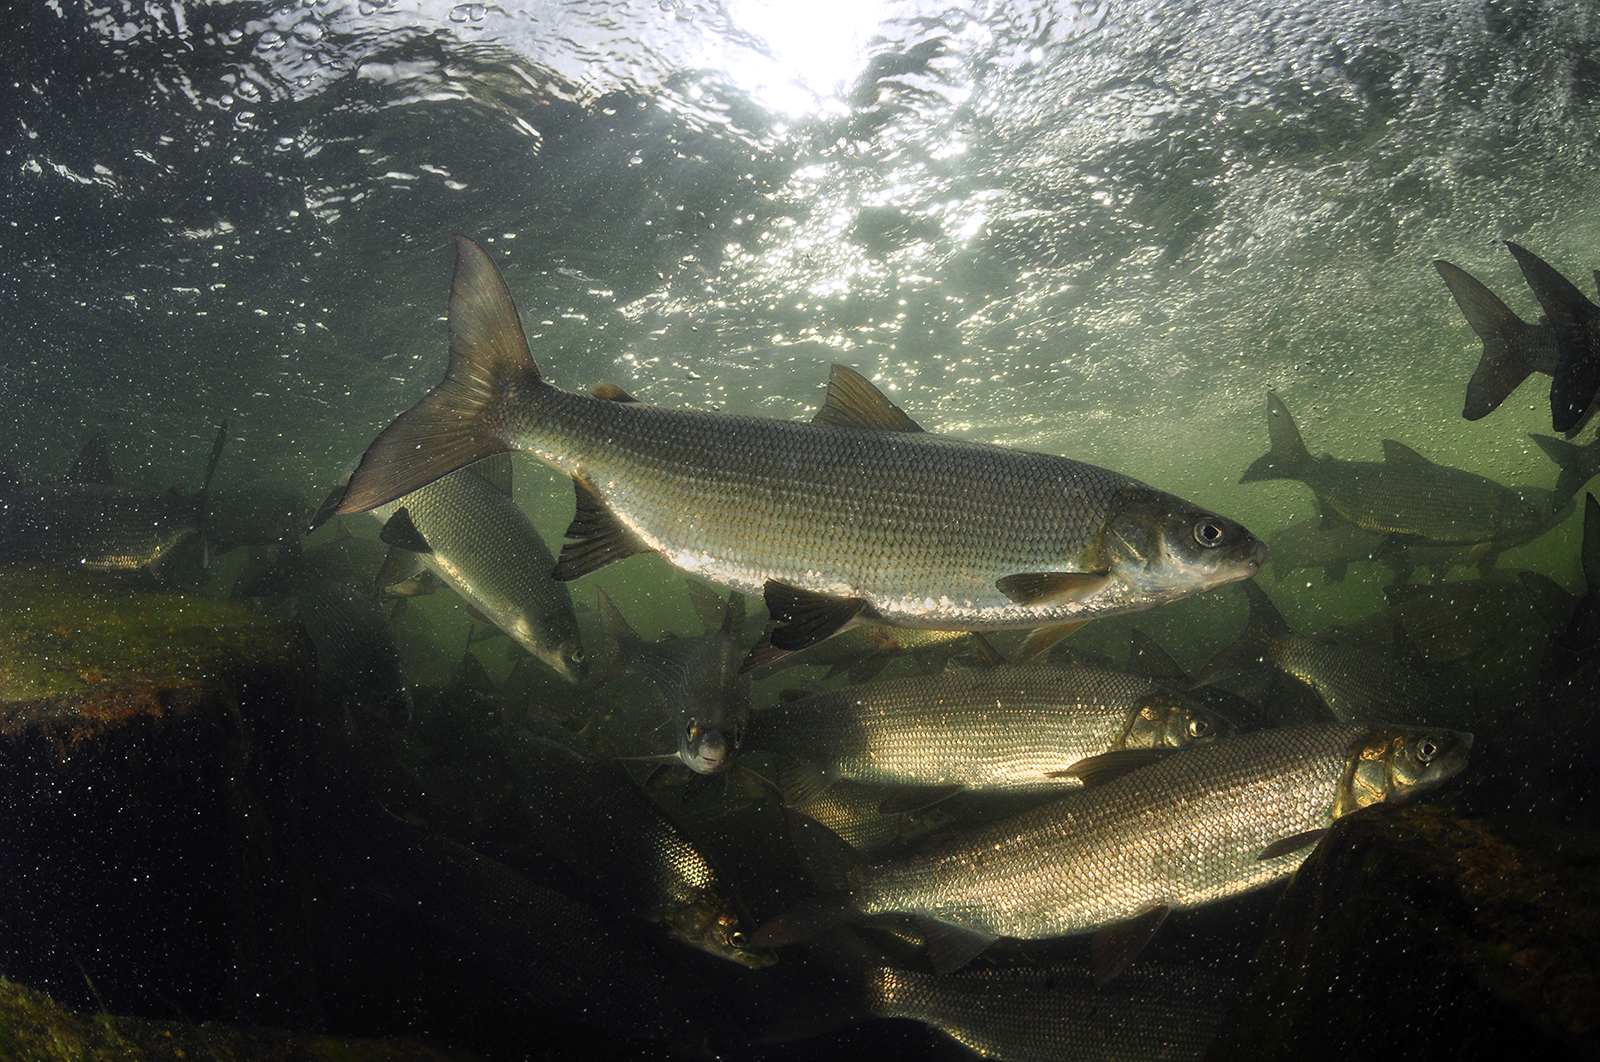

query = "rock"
[[1208, 804, 1600, 1061], [0, 568, 319, 1027], [0, 975, 481, 1061]]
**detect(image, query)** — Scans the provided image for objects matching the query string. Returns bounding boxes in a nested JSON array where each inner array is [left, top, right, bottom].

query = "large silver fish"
[[751, 664, 1232, 800], [339, 237, 1266, 662], [370, 456, 586, 684], [753, 724, 1471, 980]]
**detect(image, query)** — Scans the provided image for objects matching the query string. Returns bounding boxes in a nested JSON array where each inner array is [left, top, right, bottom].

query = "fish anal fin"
[[339, 237, 529, 514], [471, 453, 514, 496], [764, 581, 866, 652], [1257, 829, 1327, 861], [379, 508, 433, 553], [376, 545, 428, 592], [1090, 905, 1170, 986], [846, 655, 895, 683], [965, 632, 1006, 667], [877, 784, 963, 815], [1050, 747, 1179, 787], [812, 364, 924, 432], [995, 571, 1110, 606], [553, 479, 654, 581], [1010, 620, 1088, 665], [590, 381, 639, 403], [921, 920, 999, 975], [1381, 439, 1432, 466]]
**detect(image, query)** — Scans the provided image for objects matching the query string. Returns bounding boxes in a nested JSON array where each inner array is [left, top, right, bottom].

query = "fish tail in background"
[[1434, 260, 1544, 419], [1239, 392, 1313, 482], [1194, 581, 1285, 688], [1506, 242, 1600, 435], [1531, 433, 1600, 513], [339, 236, 543, 514]]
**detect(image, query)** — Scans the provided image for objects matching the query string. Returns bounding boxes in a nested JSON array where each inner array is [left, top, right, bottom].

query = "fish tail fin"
[[339, 237, 543, 514], [1240, 391, 1312, 482], [1506, 242, 1600, 433], [1434, 260, 1540, 419], [1531, 433, 1599, 513]]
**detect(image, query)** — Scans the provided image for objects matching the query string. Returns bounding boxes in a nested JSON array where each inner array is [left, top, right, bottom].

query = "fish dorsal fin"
[[552, 478, 654, 581], [1381, 439, 1432, 466], [1049, 747, 1180, 787], [67, 431, 114, 484], [590, 381, 639, 403], [996, 571, 1111, 606], [379, 508, 433, 553], [597, 587, 642, 653], [376, 545, 428, 592], [922, 919, 1000, 975], [812, 365, 924, 432], [761, 581, 866, 654], [1257, 829, 1327, 861], [472, 452, 514, 496], [1126, 629, 1191, 686], [1091, 904, 1170, 985]]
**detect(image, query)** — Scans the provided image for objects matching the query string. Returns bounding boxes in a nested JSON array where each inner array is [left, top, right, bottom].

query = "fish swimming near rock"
[[338, 237, 1266, 664], [599, 583, 750, 776], [752, 724, 1473, 982], [1241, 392, 1550, 555], [750, 663, 1233, 805], [367, 456, 587, 684], [0, 425, 226, 583]]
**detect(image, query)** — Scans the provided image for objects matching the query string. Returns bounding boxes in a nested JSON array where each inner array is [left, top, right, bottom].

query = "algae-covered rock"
[[0, 976, 481, 1061], [1208, 804, 1600, 1062], [0, 568, 319, 1027]]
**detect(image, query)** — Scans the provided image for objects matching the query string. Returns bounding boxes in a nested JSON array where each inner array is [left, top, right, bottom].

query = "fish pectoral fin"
[[589, 381, 640, 402], [774, 758, 832, 807], [1009, 620, 1089, 665], [763, 582, 867, 652], [877, 785, 963, 815], [1051, 747, 1181, 788], [376, 545, 428, 591], [995, 571, 1110, 606], [379, 508, 433, 553], [1381, 439, 1433, 466], [1257, 829, 1327, 861], [811, 364, 924, 432], [470, 452, 514, 497], [553, 479, 655, 581], [1091, 904, 1170, 986], [921, 920, 999, 976]]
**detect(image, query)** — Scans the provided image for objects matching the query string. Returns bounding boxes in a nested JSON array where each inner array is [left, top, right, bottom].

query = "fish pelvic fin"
[[1239, 391, 1313, 483], [339, 237, 537, 514], [554, 478, 655, 580], [763, 581, 867, 653], [1434, 259, 1545, 420]]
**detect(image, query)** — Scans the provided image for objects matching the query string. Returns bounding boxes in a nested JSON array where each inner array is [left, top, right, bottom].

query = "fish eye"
[[1416, 737, 1439, 763], [1193, 520, 1227, 547], [570, 648, 585, 662], [1188, 718, 1210, 739], [730, 931, 747, 946]]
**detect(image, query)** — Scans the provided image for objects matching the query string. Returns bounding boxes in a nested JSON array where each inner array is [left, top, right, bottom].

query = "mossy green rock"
[[0, 567, 320, 1027], [1208, 803, 1600, 1061], [0, 976, 480, 1061]]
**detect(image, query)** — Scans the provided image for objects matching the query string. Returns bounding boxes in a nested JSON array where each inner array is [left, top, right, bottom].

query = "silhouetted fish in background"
[[1506, 243, 1600, 436], [1241, 392, 1553, 560], [338, 237, 1267, 666]]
